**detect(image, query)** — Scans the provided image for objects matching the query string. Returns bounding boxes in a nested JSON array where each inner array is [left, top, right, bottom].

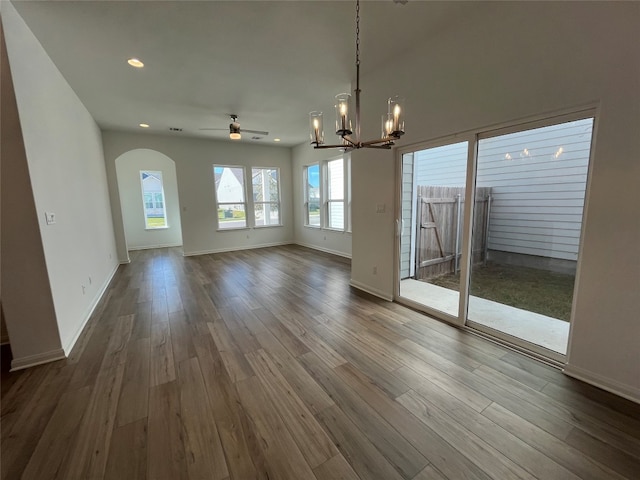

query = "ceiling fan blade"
[[240, 128, 269, 136]]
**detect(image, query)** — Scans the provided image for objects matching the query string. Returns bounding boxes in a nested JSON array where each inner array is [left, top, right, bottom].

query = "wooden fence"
[[416, 186, 492, 280]]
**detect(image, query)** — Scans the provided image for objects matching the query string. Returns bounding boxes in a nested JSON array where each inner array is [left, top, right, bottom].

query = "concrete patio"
[[400, 279, 570, 355]]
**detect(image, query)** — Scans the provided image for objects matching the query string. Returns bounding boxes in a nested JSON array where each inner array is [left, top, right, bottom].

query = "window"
[[326, 158, 344, 230], [303, 156, 350, 231], [304, 164, 321, 227], [252, 167, 281, 226], [140, 170, 167, 228], [214, 165, 247, 229]]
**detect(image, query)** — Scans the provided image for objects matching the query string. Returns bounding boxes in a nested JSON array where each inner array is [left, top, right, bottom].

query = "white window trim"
[[140, 170, 169, 230], [304, 163, 321, 228], [324, 158, 345, 231], [213, 164, 249, 231], [252, 167, 283, 228], [303, 154, 351, 232]]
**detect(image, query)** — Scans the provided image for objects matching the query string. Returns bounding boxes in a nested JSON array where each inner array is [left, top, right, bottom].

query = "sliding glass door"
[[396, 112, 594, 359], [468, 117, 593, 356], [398, 142, 468, 321]]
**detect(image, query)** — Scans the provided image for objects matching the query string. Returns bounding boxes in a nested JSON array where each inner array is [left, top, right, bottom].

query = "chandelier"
[[309, 0, 405, 151]]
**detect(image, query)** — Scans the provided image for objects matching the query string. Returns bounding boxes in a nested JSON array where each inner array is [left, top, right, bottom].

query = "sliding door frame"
[[394, 104, 598, 364]]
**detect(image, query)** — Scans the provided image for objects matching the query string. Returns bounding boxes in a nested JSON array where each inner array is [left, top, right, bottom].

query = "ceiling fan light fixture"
[[229, 118, 242, 140]]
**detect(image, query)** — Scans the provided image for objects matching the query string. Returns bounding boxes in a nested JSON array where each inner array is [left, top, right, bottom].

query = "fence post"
[[415, 193, 422, 278], [483, 193, 492, 265], [455, 193, 461, 273]]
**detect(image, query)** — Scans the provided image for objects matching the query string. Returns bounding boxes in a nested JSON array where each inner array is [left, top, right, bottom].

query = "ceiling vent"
[[251, 136, 263, 140], [169, 127, 183, 132]]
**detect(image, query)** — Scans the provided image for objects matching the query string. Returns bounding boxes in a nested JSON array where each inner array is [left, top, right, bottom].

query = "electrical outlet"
[[45, 212, 56, 225]]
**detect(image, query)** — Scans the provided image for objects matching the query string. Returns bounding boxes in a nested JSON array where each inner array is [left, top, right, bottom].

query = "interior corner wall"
[[351, 2, 639, 400], [102, 130, 294, 258], [291, 143, 352, 258], [1, 15, 63, 365], [2, 2, 119, 359]]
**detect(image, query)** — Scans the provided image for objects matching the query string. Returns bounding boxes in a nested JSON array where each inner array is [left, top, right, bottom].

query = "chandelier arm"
[[363, 144, 393, 150], [313, 143, 353, 149], [359, 137, 398, 147], [341, 134, 358, 147]]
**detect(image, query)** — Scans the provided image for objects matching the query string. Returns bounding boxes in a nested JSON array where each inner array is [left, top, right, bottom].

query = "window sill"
[[216, 226, 250, 232], [145, 226, 169, 231], [254, 224, 284, 229]]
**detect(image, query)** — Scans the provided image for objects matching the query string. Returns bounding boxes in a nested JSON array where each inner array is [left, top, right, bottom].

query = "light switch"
[[376, 203, 386, 214], [45, 212, 56, 225]]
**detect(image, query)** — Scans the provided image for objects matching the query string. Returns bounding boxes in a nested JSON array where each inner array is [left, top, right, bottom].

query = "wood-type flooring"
[[2, 245, 639, 479]]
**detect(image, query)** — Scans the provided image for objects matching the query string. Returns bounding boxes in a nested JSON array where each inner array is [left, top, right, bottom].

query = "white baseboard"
[[294, 242, 352, 259], [183, 241, 292, 257], [62, 262, 120, 356], [128, 242, 182, 251], [349, 279, 393, 302], [563, 363, 640, 405], [10, 348, 66, 371]]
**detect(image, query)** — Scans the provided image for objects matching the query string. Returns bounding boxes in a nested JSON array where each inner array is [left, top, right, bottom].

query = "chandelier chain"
[[355, 0, 360, 67]]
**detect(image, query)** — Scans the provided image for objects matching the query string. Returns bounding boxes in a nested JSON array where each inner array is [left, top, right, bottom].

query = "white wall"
[[291, 142, 352, 258], [2, 2, 119, 360], [103, 131, 293, 258], [1, 17, 63, 367], [115, 149, 182, 250], [350, 2, 640, 400]]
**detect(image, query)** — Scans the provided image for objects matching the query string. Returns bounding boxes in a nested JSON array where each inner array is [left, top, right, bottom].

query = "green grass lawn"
[[146, 217, 166, 228], [429, 262, 575, 321]]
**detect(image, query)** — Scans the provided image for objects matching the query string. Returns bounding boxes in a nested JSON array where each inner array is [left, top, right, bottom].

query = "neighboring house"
[[141, 171, 165, 218], [214, 167, 244, 205]]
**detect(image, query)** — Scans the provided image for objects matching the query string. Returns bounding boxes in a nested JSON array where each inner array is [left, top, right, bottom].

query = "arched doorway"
[[115, 149, 183, 254]]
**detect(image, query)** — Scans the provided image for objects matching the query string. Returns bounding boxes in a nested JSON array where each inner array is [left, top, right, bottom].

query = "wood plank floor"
[[2, 245, 639, 479]]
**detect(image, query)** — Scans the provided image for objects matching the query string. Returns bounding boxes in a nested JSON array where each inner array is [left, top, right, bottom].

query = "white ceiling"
[[10, 0, 478, 147]]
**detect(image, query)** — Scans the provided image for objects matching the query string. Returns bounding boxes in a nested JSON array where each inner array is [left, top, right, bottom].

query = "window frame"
[[252, 167, 282, 228], [304, 163, 321, 228], [213, 164, 249, 231], [303, 155, 351, 232], [140, 170, 168, 230], [325, 157, 346, 231]]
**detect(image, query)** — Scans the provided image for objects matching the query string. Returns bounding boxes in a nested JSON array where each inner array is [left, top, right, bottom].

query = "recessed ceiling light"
[[274, 138, 281, 142], [128, 58, 144, 68], [139, 123, 150, 128]]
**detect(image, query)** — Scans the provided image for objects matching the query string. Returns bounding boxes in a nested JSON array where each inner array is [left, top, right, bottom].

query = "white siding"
[[477, 118, 593, 260], [400, 153, 414, 279], [414, 142, 468, 187], [412, 119, 592, 262]]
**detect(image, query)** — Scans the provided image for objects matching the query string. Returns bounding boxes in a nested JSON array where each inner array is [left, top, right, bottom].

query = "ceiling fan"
[[199, 114, 268, 140]]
